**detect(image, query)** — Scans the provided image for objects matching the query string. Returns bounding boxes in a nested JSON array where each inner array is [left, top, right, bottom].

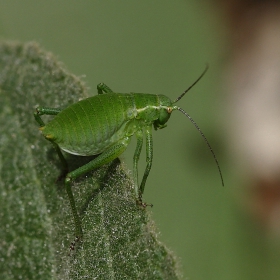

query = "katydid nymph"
[[34, 65, 223, 248]]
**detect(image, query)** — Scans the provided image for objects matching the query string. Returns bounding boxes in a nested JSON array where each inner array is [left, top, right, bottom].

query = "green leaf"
[[0, 41, 181, 279]]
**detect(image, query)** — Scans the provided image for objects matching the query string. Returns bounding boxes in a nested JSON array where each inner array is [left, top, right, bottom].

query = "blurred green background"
[[1, 1, 280, 279]]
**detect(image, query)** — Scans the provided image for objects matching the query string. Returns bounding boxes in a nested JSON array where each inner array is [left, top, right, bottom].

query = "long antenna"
[[173, 64, 209, 104], [175, 106, 224, 186]]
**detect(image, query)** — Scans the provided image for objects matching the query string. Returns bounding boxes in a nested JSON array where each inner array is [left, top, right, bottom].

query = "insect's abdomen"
[[42, 94, 136, 156]]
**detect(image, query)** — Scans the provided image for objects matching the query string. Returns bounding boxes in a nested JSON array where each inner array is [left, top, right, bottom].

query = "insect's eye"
[[167, 107, 172, 113]]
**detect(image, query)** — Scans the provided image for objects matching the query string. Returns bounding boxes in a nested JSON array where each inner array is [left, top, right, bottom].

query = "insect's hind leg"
[[65, 137, 131, 246], [34, 106, 68, 178], [97, 83, 114, 94], [34, 107, 62, 127], [50, 142, 69, 181]]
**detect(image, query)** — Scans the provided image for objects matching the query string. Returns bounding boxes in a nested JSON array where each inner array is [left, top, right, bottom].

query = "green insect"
[[34, 66, 223, 248]]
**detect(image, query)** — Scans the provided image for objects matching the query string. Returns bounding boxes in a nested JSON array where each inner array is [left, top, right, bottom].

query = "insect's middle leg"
[[97, 83, 113, 94], [65, 137, 131, 239]]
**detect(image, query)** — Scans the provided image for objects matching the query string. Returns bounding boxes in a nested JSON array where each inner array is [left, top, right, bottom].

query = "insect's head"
[[154, 65, 209, 131], [154, 95, 173, 130]]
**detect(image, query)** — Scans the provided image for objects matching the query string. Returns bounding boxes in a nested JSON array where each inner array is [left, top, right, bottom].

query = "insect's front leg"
[[133, 130, 143, 201], [137, 125, 153, 207]]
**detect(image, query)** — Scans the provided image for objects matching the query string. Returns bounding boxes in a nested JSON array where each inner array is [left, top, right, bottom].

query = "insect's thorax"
[[132, 93, 161, 122]]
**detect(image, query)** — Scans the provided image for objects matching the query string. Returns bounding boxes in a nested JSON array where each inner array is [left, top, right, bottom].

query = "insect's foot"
[[56, 169, 68, 182], [68, 236, 82, 256], [136, 199, 153, 209]]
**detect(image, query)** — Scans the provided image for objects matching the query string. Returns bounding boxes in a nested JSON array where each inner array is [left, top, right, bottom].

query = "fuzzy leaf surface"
[[0, 42, 180, 280]]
